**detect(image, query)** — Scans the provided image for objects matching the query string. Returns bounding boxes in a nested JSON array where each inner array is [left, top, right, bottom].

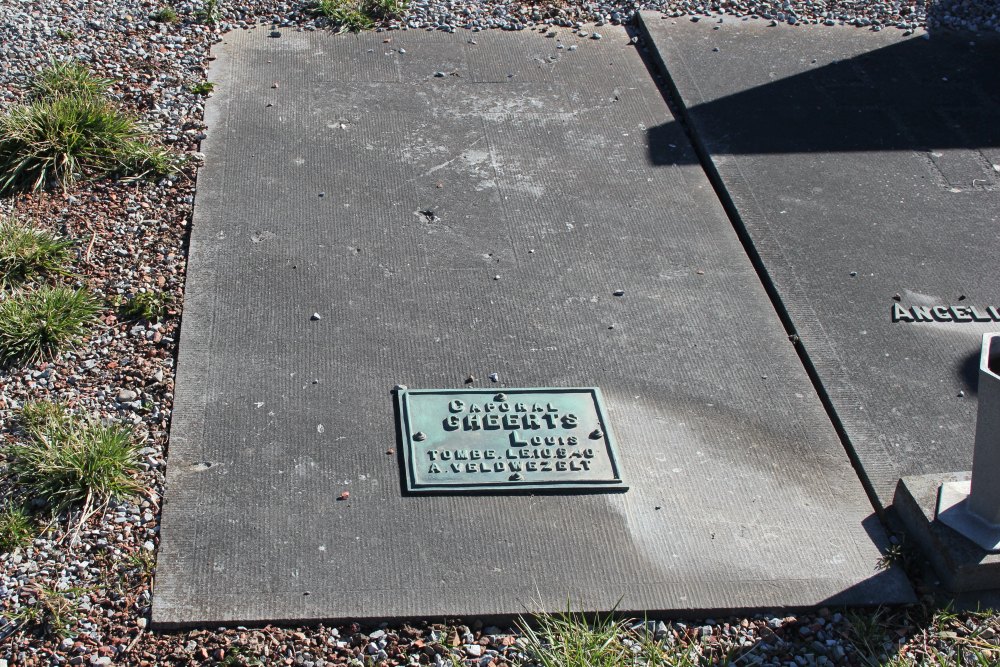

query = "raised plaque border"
[[395, 387, 628, 495]]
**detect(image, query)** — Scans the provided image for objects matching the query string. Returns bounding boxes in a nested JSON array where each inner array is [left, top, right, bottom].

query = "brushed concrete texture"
[[639, 14, 1000, 509], [154, 26, 912, 626]]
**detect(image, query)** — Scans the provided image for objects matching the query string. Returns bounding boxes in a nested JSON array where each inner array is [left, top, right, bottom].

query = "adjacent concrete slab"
[[639, 14, 1000, 509], [154, 26, 912, 626]]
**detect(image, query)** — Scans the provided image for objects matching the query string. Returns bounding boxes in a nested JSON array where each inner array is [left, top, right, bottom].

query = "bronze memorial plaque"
[[395, 387, 627, 494]]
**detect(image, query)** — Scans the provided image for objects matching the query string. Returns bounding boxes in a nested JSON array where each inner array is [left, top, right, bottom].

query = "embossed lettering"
[[448, 400, 465, 413], [951, 306, 972, 322], [932, 306, 953, 322], [503, 413, 520, 429], [561, 414, 578, 428], [891, 303, 913, 322], [444, 415, 460, 430], [484, 414, 501, 429], [429, 463, 441, 473], [464, 414, 481, 430], [971, 306, 993, 322], [509, 432, 528, 447]]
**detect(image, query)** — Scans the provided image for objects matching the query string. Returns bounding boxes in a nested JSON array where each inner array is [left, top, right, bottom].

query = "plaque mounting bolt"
[[590, 429, 604, 439], [413, 431, 427, 442], [495, 393, 507, 401], [510, 473, 524, 481]]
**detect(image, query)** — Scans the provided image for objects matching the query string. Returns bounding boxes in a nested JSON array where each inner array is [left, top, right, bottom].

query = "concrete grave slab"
[[154, 26, 912, 626], [638, 14, 1000, 509]]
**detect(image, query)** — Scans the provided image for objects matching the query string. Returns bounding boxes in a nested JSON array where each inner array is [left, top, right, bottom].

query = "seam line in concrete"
[[632, 15, 884, 519]]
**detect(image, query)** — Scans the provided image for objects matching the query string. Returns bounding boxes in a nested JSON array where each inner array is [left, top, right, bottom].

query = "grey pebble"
[[311, 312, 322, 320], [117, 389, 138, 402]]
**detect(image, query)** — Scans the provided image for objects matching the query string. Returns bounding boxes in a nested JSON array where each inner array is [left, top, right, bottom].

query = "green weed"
[[55, 29, 75, 41], [0, 505, 34, 552], [190, 81, 215, 96], [0, 219, 74, 289], [315, 0, 375, 32], [0, 286, 101, 365], [197, 0, 220, 25], [218, 647, 265, 666], [119, 290, 170, 322], [368, 0, 407, 20], [9, 403, 142, 516]]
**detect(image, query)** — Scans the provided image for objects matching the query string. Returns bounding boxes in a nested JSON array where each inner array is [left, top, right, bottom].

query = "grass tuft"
[[2, 585, 82, 638], [151, 6, 180, 23], [314, 0, 407, 32], [0, 219, 74, 289], [519, 610, 631, 667], [0, 65, 176, 194], [119, 290, 170, 322], [315, 0, 374, 32], [0, 505, 35, 552], [20, 400, 75, 440], [0, 286, 101, 366], [517, 609, 712, 667], [10, 403, 142, 515], [30, 62, 113, 103], [367, 0, 407, 21]]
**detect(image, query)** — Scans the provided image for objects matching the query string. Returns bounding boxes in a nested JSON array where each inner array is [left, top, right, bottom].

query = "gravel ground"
[[1, 0, 999, 665]]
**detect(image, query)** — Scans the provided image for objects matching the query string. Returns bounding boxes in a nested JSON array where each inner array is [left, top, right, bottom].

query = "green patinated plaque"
[[395, 387, 627, 494]]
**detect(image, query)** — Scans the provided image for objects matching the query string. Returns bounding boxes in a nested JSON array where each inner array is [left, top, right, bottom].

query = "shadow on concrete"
[[817, 513, 917, 607], [957, 350, 981, 396], [646, 32, 1000, 166]]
